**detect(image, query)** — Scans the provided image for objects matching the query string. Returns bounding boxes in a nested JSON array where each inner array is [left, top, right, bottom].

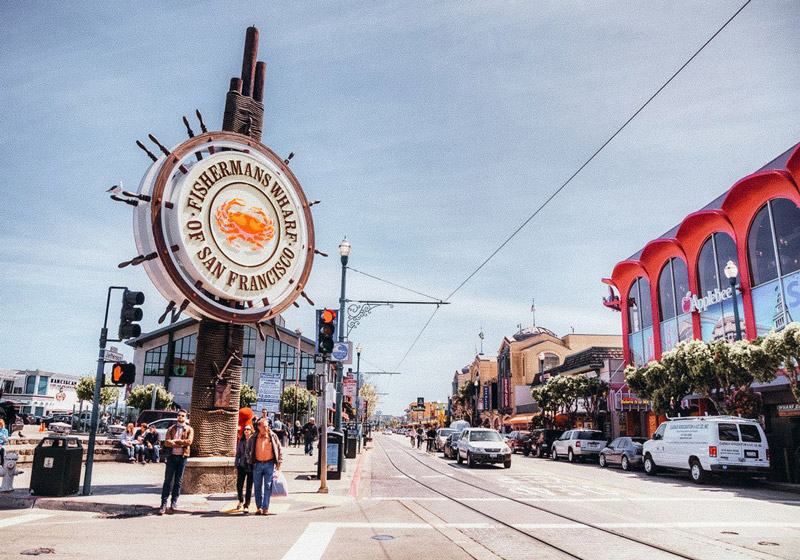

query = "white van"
[[642, 416, 770, 484]]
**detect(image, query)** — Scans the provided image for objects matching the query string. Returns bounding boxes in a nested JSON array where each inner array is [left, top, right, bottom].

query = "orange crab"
[[215, 198, 275, 250]]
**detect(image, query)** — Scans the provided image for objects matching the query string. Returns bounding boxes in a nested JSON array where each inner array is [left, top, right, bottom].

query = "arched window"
[[658, 258, 693, 352], [748, 198, 800, 335], [626, 277, 654, 366], [696, 232, 743, 342]]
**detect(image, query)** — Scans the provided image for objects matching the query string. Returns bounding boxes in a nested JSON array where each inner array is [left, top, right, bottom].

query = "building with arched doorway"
[[605, 141, 800, 481]]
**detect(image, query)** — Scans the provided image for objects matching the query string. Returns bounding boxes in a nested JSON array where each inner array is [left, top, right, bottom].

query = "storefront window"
[[263, 335, 313, 384], [144, 342, 168, 376], [658, 258, 692, 352], [171, 334, 197, 377], [747, 198, 800, 335], [242, 326, 257, 387]]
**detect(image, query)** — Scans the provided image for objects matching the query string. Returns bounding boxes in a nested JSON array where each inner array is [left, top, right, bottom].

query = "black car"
[[443, 431, 462, 460], [523, 429, 564, 458]]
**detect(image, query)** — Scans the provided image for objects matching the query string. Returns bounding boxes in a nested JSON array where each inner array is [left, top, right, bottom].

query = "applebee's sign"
[[681, 287, 733, 314]]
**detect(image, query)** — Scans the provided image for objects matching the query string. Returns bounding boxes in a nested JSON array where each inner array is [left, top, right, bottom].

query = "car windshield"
[[438, 429, 455, 437], [470, 431, 502, 442], [577, 431, 606, 440]]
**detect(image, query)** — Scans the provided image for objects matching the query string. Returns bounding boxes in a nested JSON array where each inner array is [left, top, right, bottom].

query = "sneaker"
[[157, 507, 165, 516], [167, 506, 176, 514], [256, 508, 263, 515], [236, 501, 243, 511], [243, 504, 250, 514], [262, 509, 269, 516]]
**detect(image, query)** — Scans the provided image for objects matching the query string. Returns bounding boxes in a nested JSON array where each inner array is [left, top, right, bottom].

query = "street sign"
[[330, 341, 353, 364], [417, 397, 424, 407], [103, 349, 124, 362], [343, 378, 357, 397]]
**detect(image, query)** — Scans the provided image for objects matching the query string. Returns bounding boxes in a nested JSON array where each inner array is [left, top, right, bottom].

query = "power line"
[[346, 266, 443, 301], [394, 0, 752, 371]]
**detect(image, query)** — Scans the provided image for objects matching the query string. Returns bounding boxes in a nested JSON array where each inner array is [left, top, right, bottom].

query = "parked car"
[[599, 437, 647, 470], [506, 430, 531, 454], [443, 431, 462, 460], [551, 429, 607, 463], [435, 428, 456, 451], [140, 417, 188, 442], [523, 429, 564, 458], [136, 409, 179, 426], [643, 416, 770, 484], [41, 413, 72, 428], [457, 428, 512, 468]]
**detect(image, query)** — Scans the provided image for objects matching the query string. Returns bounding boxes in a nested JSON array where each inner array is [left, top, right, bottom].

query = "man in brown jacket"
[[158, 409, 194, 515], [245, 417, 282, 515]]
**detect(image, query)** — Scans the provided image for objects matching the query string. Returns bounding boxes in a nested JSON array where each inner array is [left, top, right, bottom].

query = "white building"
[[0, 369, 80, 416]]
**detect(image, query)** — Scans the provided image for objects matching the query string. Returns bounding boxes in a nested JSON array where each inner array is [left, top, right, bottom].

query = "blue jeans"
[[134, 444, 146, 462], [304, 437, 314, 455], [161, 454, 187, 507], [123, 444, 135, 460], [252, 460, 275, 511], [147, 445, 160, 463]]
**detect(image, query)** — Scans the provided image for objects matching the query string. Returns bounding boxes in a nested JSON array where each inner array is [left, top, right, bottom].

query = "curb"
[[762, 481, 800, 496], [0, 493, 154, 516]]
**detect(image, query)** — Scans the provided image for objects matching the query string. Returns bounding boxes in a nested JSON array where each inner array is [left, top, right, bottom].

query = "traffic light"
[[306, 372, 318, 394], [110, 362, 136, 386], [316, 308, 337, 354], [118, 289, 145, 339]]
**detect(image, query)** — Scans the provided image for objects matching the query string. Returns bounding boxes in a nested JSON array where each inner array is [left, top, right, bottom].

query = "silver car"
[[598, 437, 647, 470], [457, 428, 512, 468]]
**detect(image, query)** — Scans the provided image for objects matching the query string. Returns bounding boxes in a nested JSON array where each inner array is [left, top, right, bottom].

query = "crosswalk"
[[0, 513, 52, 528]]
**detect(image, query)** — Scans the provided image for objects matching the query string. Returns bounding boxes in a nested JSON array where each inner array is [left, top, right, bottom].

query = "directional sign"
[[330, 341, 353, 364], [256, 370, 282, 413], [103, 349, 124, 363]]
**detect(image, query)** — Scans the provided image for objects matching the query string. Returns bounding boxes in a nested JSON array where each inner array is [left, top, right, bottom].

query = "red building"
[[605, 142, 800, 480]]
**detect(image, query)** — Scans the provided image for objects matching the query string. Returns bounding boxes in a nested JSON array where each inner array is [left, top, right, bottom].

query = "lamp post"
[[280, 360, 293, 418], [294, 328, 302, 428], [474, 374, 480, 427], [724, 260, 743, 341], [334, 236, 351, 431], [355, 343, 362, 452]]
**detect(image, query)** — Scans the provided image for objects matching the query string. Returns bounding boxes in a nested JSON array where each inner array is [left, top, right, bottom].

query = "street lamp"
[[334, 237, 350, 431], [355, 343, 363, 452], [294, 328, 302, 429], [724, 260, 743, 341], [280, 360, 293, 418]]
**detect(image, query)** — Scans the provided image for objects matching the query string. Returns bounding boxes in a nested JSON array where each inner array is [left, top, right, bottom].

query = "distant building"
[[0, 369, 80, 416]]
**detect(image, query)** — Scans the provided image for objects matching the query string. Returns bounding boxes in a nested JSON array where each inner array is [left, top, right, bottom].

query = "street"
[[2, 433, 799, 559]]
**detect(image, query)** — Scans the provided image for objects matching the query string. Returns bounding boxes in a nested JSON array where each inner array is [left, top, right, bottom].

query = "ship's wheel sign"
[[133, 132, 315, 324]]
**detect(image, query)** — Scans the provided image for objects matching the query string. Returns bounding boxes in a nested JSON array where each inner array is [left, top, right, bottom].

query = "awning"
[[507, 414, 535, 425]]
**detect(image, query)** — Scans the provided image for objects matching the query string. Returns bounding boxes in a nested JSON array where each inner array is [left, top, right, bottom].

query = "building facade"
[[127, 317, 316, 412], [0, 369, 80, 416]]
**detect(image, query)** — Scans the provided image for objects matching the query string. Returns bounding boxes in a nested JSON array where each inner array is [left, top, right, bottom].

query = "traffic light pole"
[[83, 285, 127, 496]]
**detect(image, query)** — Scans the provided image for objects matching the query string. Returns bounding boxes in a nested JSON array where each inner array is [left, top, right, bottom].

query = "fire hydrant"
[[0, 452, 23, 492]]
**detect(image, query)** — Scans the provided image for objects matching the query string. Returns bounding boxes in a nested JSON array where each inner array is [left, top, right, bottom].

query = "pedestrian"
[[143, 425, 160, 463], [134, 423, 148, 463], [158, 409, 194, 515], [273, 414, 286, 446], [293, 421, 302, 447], [426, 425, 437, 453], [409, 428, 415, 448], [120, 423, 137, 462], [416, 426, 423, 449], [246, 417, 283, 515], [0, 418, 8, 464], [235, 423, 254, 513], [302, 418, 318, 455]]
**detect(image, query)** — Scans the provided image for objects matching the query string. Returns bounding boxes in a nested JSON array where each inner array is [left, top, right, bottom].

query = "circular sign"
[[55, 389, 66, 402], [134, 132, 315, 324], [331, 343, 349, 361]]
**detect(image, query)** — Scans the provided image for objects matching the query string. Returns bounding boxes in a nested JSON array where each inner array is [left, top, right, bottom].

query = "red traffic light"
[[322, 309, 336, 323]]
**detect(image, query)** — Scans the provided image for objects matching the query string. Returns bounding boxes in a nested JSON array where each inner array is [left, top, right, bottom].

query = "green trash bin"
[[345, 430, 357, 459], [318, 431, 344, 480], [30, 436, 83, 496]]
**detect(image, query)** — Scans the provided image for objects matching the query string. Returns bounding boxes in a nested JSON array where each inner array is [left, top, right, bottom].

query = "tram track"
[[379, 436, 702, 560]]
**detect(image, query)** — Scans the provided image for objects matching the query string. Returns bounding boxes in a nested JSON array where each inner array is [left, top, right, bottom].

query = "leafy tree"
[[280, 385, 315, 418], [76, 374, 119, 407], [240, 384, 258, 409], [762, 322, 800, 404], [125, 384, 174, 411], [581, 376, 609, 424], [530, 385, 557, 427], [359, 382, 379, 420]]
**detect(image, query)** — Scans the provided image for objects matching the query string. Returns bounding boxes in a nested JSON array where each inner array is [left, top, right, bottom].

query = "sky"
[[1, 2, 799, 416]]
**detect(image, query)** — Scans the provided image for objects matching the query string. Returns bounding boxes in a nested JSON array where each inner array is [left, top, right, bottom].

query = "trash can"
[[345, 430, 358, 459], [318, 430, 344, 480], [30, 436, 83, 496]]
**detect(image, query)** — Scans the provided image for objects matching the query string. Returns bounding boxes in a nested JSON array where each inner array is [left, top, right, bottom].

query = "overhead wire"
[[393, 0, 752, 372]]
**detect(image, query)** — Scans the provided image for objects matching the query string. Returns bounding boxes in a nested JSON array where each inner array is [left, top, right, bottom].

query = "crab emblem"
[[215, 198, 275, 251]]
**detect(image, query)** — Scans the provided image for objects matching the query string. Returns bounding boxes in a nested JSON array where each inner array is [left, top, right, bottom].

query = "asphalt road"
[[1, 433, 798, 559]]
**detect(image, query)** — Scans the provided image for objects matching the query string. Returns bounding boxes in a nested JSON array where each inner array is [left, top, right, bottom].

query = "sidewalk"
[[0, 444, 369, 516]]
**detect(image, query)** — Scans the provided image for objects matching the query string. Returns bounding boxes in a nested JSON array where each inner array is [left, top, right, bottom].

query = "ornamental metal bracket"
[[344, 299, 449, 337]]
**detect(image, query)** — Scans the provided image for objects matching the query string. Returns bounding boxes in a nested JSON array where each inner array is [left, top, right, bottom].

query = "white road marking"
[[513, 521, 800, 530], [0, 513, 53, 529]]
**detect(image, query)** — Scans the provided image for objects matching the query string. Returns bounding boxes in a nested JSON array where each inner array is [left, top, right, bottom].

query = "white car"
[[643, 416, 770, 484], [551, 429, 607, 462], [457, 428, 512, 468]]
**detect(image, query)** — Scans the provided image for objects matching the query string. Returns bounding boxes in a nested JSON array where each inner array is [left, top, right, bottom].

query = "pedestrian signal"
[[111, 362, 136, 386], [118, 289, 145, 339], [316, 308, 337, 354]]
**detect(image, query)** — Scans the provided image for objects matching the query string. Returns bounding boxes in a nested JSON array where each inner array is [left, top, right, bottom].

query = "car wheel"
[[598, 453, 607, 468], [467, 452, 475, 469], [621, 456, 630, 471], [690, 459, 707, 484], [457, 451, 463, 464], [568, 449, 575, 463], [643, 454, 657, 476], [504, 459, 511, 469], [551, 447, 558, 461], [536, 445, 544, 458]]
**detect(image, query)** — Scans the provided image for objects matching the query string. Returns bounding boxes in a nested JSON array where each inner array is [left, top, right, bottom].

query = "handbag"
[[271, 470, 288, 497]]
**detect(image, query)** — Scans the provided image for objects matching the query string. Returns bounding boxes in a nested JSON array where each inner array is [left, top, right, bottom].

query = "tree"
[[280, 385, 315, 418], [581, 376, 609, 424], [76, 374, 119, 407], [762, 322, 800, 404], [457, 380, 477, 423], [125, 384, 174, 411], [359, 382, 379, 421], [240, 384, 257, 409]]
